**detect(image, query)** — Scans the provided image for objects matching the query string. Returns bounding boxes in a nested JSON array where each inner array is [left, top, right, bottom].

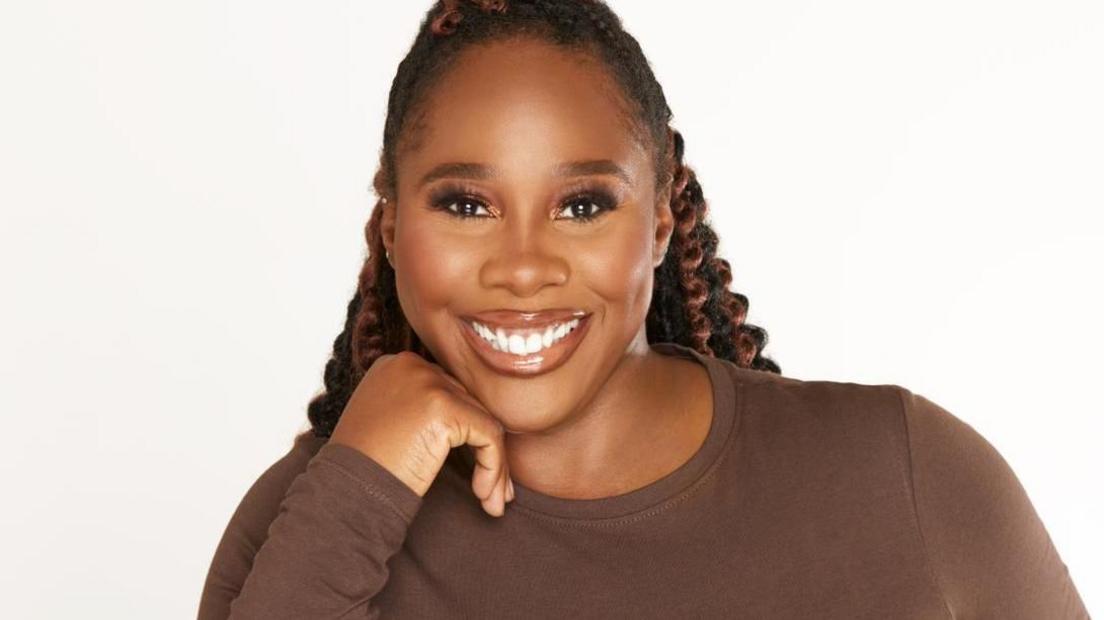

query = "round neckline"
[[504, 341, 738, 521]]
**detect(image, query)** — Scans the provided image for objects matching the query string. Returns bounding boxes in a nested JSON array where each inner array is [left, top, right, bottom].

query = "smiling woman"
[[197, 1, 1089, 618]]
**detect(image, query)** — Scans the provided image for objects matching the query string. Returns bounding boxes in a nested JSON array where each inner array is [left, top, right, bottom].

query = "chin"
[[478, 395, 568, 435]]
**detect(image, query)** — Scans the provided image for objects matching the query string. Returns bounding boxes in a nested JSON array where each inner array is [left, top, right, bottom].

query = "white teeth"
[[470, 318, 582, 356], [505, 333, 524, 354]]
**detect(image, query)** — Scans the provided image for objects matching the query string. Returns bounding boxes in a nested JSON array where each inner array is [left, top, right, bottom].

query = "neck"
[[501, 331, 712, 500]]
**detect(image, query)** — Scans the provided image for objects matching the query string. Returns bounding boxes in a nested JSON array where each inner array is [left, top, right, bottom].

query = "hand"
[[330, 351, 514, 517]]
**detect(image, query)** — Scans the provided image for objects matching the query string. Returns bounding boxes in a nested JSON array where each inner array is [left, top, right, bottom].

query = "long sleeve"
[[198, 434, 424, 620], [898, 387, 1091, 619]]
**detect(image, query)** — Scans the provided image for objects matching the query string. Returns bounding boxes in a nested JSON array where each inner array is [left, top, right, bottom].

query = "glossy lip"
[[460, 308, 589, 329], [458, 313, 593, 378]]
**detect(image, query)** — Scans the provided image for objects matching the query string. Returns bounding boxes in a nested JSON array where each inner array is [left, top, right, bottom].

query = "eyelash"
[[427, 182, 619, 223]]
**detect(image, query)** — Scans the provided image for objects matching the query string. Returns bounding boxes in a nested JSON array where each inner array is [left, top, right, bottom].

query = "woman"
[[199, 1, 1089, 618]]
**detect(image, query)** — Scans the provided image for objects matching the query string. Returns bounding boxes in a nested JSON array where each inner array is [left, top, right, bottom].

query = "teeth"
[[508, 333, 528, 355], [471, 318, 581, 356]]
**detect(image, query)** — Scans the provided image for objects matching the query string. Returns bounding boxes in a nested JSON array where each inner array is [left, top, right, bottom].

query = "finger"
[[499, 459, 512, 505], [446, 409, 507, 512], [492, 461, 508, 515], [437, 385, 512, 506], [473, 418, 509, 514], [485, 429, 511, 515], [477, 458, 505, 517], [431, 376, 509, 516], [466, 431, 502, 503]]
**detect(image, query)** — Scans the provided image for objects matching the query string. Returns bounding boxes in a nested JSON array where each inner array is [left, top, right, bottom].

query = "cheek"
[[392, 221, 477, 339], [577, 218, 656, 316]]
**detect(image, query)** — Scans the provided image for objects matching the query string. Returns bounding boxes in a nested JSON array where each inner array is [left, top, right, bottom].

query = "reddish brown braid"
[[661, 126, 761, 366], [431, 0, 509, 36], [306, 0, 780, 438]]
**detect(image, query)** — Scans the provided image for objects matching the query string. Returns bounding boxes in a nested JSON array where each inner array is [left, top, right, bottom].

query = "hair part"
[[307, 0, 780, 437]]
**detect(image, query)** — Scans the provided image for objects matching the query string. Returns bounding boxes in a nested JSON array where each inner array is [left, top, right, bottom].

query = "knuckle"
[[397, 449, 434, 489], [424, 387, 453, 413], [422, 415, 456, 446], [394, 350, 422, 365], [415, 423, 446, 460]]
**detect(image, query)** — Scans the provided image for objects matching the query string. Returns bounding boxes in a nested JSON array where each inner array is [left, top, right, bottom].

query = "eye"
[[556, 192, 617, 222], [427, 183, 496, 221], [439, 196, 493, 218]]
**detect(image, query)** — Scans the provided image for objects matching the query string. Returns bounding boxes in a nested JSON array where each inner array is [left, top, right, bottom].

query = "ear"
[[380, 198, 396, 262], [652, 186, 674, 268]]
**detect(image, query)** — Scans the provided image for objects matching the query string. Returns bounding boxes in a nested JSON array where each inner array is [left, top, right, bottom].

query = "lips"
[[458, 310, 592, 377], [460, 308, 589, 329]]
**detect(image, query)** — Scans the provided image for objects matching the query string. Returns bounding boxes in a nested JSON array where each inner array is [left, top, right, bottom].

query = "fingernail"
[[507, 477, 515, 501]]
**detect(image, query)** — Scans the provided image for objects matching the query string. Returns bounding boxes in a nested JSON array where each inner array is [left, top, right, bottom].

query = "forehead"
[[398, 37, 650, 185]]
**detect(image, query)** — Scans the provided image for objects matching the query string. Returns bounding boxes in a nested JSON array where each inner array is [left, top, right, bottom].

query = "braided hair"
[[307, 0, 781, 438]]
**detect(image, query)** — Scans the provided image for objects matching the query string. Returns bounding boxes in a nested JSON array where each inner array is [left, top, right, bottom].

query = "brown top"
[[198, 342, 1090, 619]]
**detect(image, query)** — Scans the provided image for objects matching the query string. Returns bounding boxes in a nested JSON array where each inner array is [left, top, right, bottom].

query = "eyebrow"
[[417, 159, 632, 187]]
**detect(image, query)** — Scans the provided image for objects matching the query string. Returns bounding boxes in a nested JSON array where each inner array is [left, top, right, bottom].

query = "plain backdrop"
[[1, 1, 1099, 617]]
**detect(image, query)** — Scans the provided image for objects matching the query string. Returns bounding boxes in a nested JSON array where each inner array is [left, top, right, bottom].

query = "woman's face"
[[382, 37, 674, 432]]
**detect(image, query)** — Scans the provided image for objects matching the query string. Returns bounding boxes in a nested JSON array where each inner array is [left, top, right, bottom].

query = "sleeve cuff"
[[312, 442, 425, 524]]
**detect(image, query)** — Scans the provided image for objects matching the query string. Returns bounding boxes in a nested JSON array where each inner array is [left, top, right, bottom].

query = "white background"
[[1, 1, 1099, 617]]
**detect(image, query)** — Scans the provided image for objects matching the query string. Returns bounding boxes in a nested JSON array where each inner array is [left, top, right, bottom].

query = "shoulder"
[[717, 366, 1088, 615], [765, 374, 1092, 617], [717, 359, 913, 456], [212, 430, 330, 535], [716, 360, 1009, 509], [240, 430, 329, 515], [206, 430, 329, 574], [200, 430, 330, 616], [899, 389, 1090, 616]]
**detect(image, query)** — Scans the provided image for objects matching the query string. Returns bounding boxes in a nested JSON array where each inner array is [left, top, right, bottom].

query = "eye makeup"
[[426, 180, 621, 223]]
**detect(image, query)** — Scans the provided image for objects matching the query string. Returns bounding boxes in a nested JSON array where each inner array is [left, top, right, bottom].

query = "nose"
[[478, 220, 569, 298]]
